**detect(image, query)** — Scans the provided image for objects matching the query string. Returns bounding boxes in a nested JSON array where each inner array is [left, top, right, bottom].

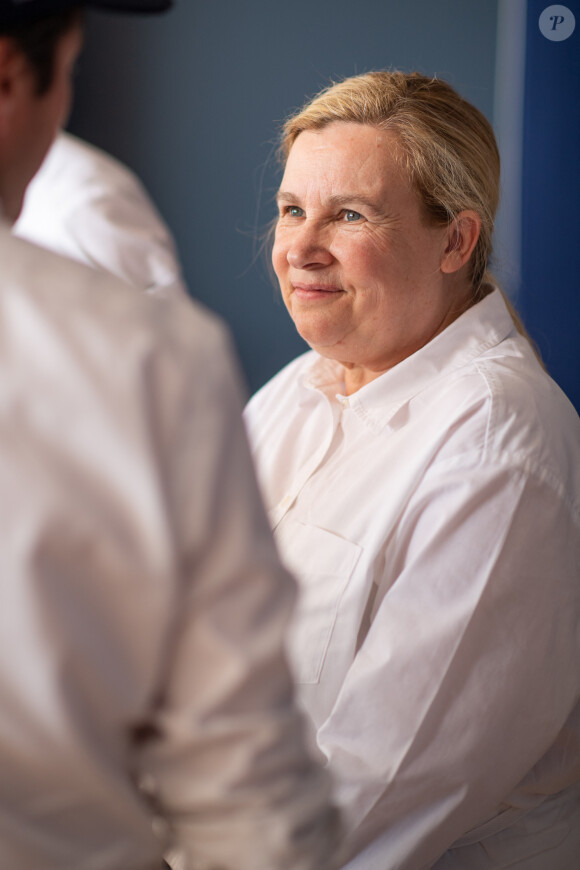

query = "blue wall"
[[521, 0, 579, 410], [70, 0, 498, 396]]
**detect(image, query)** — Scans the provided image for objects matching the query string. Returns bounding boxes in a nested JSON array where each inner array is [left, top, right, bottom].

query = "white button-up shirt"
[[0, 225, 339, 870], [244, 289, 580, 870], [14, 132, 186, 298]]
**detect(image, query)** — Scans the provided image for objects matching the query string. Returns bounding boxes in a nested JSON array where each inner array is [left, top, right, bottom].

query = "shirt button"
[[280, 495, 292, 509]]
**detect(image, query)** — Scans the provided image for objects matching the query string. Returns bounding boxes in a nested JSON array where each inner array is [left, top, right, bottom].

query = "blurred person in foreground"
[[244, 71, 580, 870], [15, 129, 187, 297], [0, 1, 340, 868]]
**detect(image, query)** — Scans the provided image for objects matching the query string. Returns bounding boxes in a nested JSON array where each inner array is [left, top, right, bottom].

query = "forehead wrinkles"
[[282, 128, 390, 206]]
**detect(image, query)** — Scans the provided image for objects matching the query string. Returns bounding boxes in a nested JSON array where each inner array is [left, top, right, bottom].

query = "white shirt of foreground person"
[[0, 223, 339, 870], [14, 131, 186, 297], [244, 288, 580, 870]]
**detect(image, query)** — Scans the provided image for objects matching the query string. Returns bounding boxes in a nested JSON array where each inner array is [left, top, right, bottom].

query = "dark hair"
[[0, 8, 81, 95]]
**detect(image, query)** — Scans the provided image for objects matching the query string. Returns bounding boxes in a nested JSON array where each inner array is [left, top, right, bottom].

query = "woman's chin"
[[292, 318, 347, 354]]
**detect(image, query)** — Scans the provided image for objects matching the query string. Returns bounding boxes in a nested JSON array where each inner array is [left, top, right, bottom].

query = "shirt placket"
[[269, 389, 342, 530]]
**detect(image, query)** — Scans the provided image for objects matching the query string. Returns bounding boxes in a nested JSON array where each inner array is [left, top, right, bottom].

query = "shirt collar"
[[298, 289, 516, 434]]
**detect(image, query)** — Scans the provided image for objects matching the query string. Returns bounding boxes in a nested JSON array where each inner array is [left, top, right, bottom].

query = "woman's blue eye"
[[344, 210, 362, 222], [286, 206, 304, 217]]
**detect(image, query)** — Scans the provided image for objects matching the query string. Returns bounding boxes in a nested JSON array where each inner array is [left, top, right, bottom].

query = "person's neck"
[[339, 282, 477, 396], [342, 363, 385, 395]]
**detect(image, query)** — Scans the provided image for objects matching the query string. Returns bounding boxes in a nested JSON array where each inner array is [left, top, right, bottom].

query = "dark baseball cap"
[[1, 0, 172, 25]]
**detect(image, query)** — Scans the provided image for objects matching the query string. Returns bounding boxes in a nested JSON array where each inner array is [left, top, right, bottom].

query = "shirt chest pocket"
[[275, 518, 362, 685]]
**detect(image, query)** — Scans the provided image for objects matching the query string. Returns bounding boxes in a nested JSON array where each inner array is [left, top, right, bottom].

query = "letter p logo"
[[539, 5, 576, 40]]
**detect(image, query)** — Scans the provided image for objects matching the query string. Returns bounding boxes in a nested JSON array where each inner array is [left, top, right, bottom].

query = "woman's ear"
[[440, 210, 482, 274]]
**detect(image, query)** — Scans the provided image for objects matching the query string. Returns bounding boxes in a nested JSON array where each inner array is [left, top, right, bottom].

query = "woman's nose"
[[286, 221, 333, 269]]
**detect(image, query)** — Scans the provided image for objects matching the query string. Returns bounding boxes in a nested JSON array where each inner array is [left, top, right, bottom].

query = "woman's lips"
[[292, 283, 343, 300]]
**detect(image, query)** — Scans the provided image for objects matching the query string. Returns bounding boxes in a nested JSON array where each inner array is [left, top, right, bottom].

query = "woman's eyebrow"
[[276, 190, 383, 212], [276, 190, 299, 204], [326, 193, 384, 213]]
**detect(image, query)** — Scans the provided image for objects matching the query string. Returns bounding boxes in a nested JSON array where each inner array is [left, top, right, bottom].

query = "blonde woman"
[[245, 71, 580, 870]]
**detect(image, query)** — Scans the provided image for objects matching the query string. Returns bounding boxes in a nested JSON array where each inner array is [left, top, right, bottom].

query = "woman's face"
[[273, 121, 472, 391]]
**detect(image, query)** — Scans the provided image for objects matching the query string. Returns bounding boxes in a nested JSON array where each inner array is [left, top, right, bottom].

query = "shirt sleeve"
[[316, 460, 580, 870], [60, 186, 187, 298], [15, 133, 186, 298], [132, 321, 341, 870]]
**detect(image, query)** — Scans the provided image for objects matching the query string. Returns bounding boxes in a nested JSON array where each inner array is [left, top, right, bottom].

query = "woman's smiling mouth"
[[292, 283, 344, 300]]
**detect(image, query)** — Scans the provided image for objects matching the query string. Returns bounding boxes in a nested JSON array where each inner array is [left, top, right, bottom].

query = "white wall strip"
[[493, 0, 528, 301]]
